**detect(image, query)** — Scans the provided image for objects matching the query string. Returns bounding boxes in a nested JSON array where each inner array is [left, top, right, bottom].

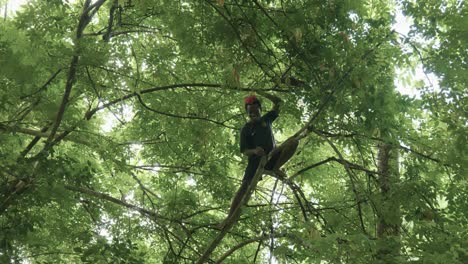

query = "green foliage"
[[0, 0, 466, 263]]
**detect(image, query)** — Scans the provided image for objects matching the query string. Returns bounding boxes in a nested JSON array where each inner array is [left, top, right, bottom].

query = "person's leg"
[[265, 137, 299, 177], [264, 150, 281, 173], [273, 137, 299, 170]]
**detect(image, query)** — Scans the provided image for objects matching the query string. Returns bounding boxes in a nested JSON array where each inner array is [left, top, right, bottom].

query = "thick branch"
[[44, 0, 107, 150], [102, 0, 117, 42], [197, 157, 267, 264], [0, 124, 86, 145]]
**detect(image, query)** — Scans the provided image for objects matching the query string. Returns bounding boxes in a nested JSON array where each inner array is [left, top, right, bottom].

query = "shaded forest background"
[[0, 0, 466, 263]]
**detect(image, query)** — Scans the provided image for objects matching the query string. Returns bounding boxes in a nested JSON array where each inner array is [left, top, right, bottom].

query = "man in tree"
[[223, 93, 299, 222]]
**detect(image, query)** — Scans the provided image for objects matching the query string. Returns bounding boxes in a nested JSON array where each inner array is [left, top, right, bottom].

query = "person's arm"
[[257, 91, 282, 114]]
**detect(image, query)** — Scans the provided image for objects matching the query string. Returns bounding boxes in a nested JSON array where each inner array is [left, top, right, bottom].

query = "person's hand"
[[254, 147, 265, 156]]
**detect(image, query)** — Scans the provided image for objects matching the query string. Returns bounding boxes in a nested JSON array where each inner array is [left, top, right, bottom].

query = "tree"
[[0, 0, 466, 263]]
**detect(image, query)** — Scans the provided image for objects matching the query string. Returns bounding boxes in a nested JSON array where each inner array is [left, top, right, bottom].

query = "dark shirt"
[[240, 110, 278, 181]]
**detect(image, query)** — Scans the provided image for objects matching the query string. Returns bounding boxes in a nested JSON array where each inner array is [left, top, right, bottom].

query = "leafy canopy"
[[0, 0, 466, 263]]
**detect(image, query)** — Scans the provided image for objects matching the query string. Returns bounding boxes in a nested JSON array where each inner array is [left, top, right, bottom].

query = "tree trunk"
[[376, 142, 401, 263]]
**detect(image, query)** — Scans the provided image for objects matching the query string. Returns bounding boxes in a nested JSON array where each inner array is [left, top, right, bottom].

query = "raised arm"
[[257, 91, 282, 114]]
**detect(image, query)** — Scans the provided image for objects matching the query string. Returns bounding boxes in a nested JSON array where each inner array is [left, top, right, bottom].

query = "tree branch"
[[19, 69, 63, 100], [289, 157, 379, 181], [84, 83, 288, 120], [102, 0, 117, 42], [65, 185, 170, 221], [292, 30, 396, 139], [312, 128, 444, 164], [136, 94, 237, 130], [319, 134, 368, 236], [215, 233, 288, 263], [0, 124, 87, 145], [44, 0, 107, 151], [205, 0, 277, 79], [197, 157, 267, 264]]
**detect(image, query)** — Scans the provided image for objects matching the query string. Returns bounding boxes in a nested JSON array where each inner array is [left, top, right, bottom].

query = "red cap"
[[244, 95, 258, 105]]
